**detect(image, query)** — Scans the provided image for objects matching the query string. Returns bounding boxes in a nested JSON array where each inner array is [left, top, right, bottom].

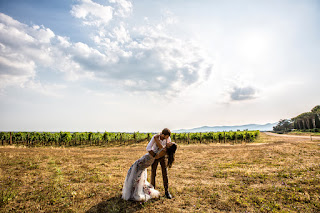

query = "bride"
[[122, 132, 177, 201]]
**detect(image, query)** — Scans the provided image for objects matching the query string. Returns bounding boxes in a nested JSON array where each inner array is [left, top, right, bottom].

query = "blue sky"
[[0, 0, 319, 132]]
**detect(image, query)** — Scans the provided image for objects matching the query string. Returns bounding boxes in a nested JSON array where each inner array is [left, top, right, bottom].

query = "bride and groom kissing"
[[122, 128, 177, 201]]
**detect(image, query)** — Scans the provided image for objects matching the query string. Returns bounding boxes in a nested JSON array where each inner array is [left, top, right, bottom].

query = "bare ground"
[[264, 132, 320, 141]]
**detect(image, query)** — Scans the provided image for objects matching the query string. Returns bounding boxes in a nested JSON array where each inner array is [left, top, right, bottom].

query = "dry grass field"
[[1, 133, 320, 212]]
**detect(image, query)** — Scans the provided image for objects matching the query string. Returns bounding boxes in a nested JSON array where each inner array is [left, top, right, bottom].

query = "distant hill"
[[173, 122, 277, 133]]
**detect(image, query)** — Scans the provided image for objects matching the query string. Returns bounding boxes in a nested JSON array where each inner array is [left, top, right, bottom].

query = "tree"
[[315, 113, 320, 128], [273, 119, 293, 133], [302, 112, 314, 129], [312, 105, 320, 128], [292, 105, 320, 130], [311, 105, 320, 113]]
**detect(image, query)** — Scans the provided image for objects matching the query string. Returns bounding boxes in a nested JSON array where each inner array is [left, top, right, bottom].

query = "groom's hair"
[[162, 128, 171, 136]]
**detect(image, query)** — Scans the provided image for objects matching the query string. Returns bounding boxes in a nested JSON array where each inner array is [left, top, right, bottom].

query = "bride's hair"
[[167, 143, 177, 168]]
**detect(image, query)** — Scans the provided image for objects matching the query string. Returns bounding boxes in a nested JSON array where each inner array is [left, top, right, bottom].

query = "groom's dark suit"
[[151, 156, 168, 192], [147, 135, 172, 198]]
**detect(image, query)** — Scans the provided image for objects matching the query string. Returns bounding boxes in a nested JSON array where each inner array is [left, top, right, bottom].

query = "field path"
[[264, 132, 320, 141]]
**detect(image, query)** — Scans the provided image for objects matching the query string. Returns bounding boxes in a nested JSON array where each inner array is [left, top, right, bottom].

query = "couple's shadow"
[[86, 195, 161, 213]]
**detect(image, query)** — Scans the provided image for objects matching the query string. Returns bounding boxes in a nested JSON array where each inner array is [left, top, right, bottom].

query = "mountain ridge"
[[173, 122, 277, 133]]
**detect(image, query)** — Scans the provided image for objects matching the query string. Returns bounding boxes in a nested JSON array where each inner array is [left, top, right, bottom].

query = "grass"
[[288, 130, 320, 136], [0, 133, 319, 212]]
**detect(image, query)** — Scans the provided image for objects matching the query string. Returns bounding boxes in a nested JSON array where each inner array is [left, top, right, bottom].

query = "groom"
[[146, 128, 173, 199]]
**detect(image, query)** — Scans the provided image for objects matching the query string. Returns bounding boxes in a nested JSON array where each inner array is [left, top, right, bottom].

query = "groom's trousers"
[[151, 156, 168, 191]]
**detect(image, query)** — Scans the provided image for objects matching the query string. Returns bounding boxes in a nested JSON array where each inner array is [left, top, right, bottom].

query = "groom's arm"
[[153, 134, 164, 149], [146, 135, 158, 157]]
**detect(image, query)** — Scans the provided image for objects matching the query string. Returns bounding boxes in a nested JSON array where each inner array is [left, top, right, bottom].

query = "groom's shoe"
[[165, 191, 172, 199]]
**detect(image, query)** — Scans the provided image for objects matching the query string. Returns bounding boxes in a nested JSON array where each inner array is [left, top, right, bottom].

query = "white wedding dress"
[[122, 153, 160, 201]]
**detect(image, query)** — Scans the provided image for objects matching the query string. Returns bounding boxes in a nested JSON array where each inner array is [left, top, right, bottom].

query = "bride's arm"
[[155, 149, 166, 159]]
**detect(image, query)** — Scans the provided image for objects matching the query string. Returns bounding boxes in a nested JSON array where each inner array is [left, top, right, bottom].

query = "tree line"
[[273, 105, 320, 133], [0, 130, 260, 147], [292, 105, 320, 130]]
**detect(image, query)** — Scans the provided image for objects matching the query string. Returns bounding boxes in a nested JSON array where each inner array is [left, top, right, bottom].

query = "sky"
[[0, 0, 319, 132]]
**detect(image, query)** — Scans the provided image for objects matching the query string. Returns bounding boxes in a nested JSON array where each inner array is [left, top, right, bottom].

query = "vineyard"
[[0, 131, 259, 147]]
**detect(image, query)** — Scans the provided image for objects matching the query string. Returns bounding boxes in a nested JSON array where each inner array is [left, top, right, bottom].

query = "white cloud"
[[111, 22, 131, 44], [109, 0, 132, 18], [0, 0, 214, 96], [70, 0, 114, 27], [69, 1, 213, 94], [30, 25, 55, 44], [0, 13, 86, 91], [89, 29, 213, 93], [0, 14, 36, 88], [57, 36, 71, 48]]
